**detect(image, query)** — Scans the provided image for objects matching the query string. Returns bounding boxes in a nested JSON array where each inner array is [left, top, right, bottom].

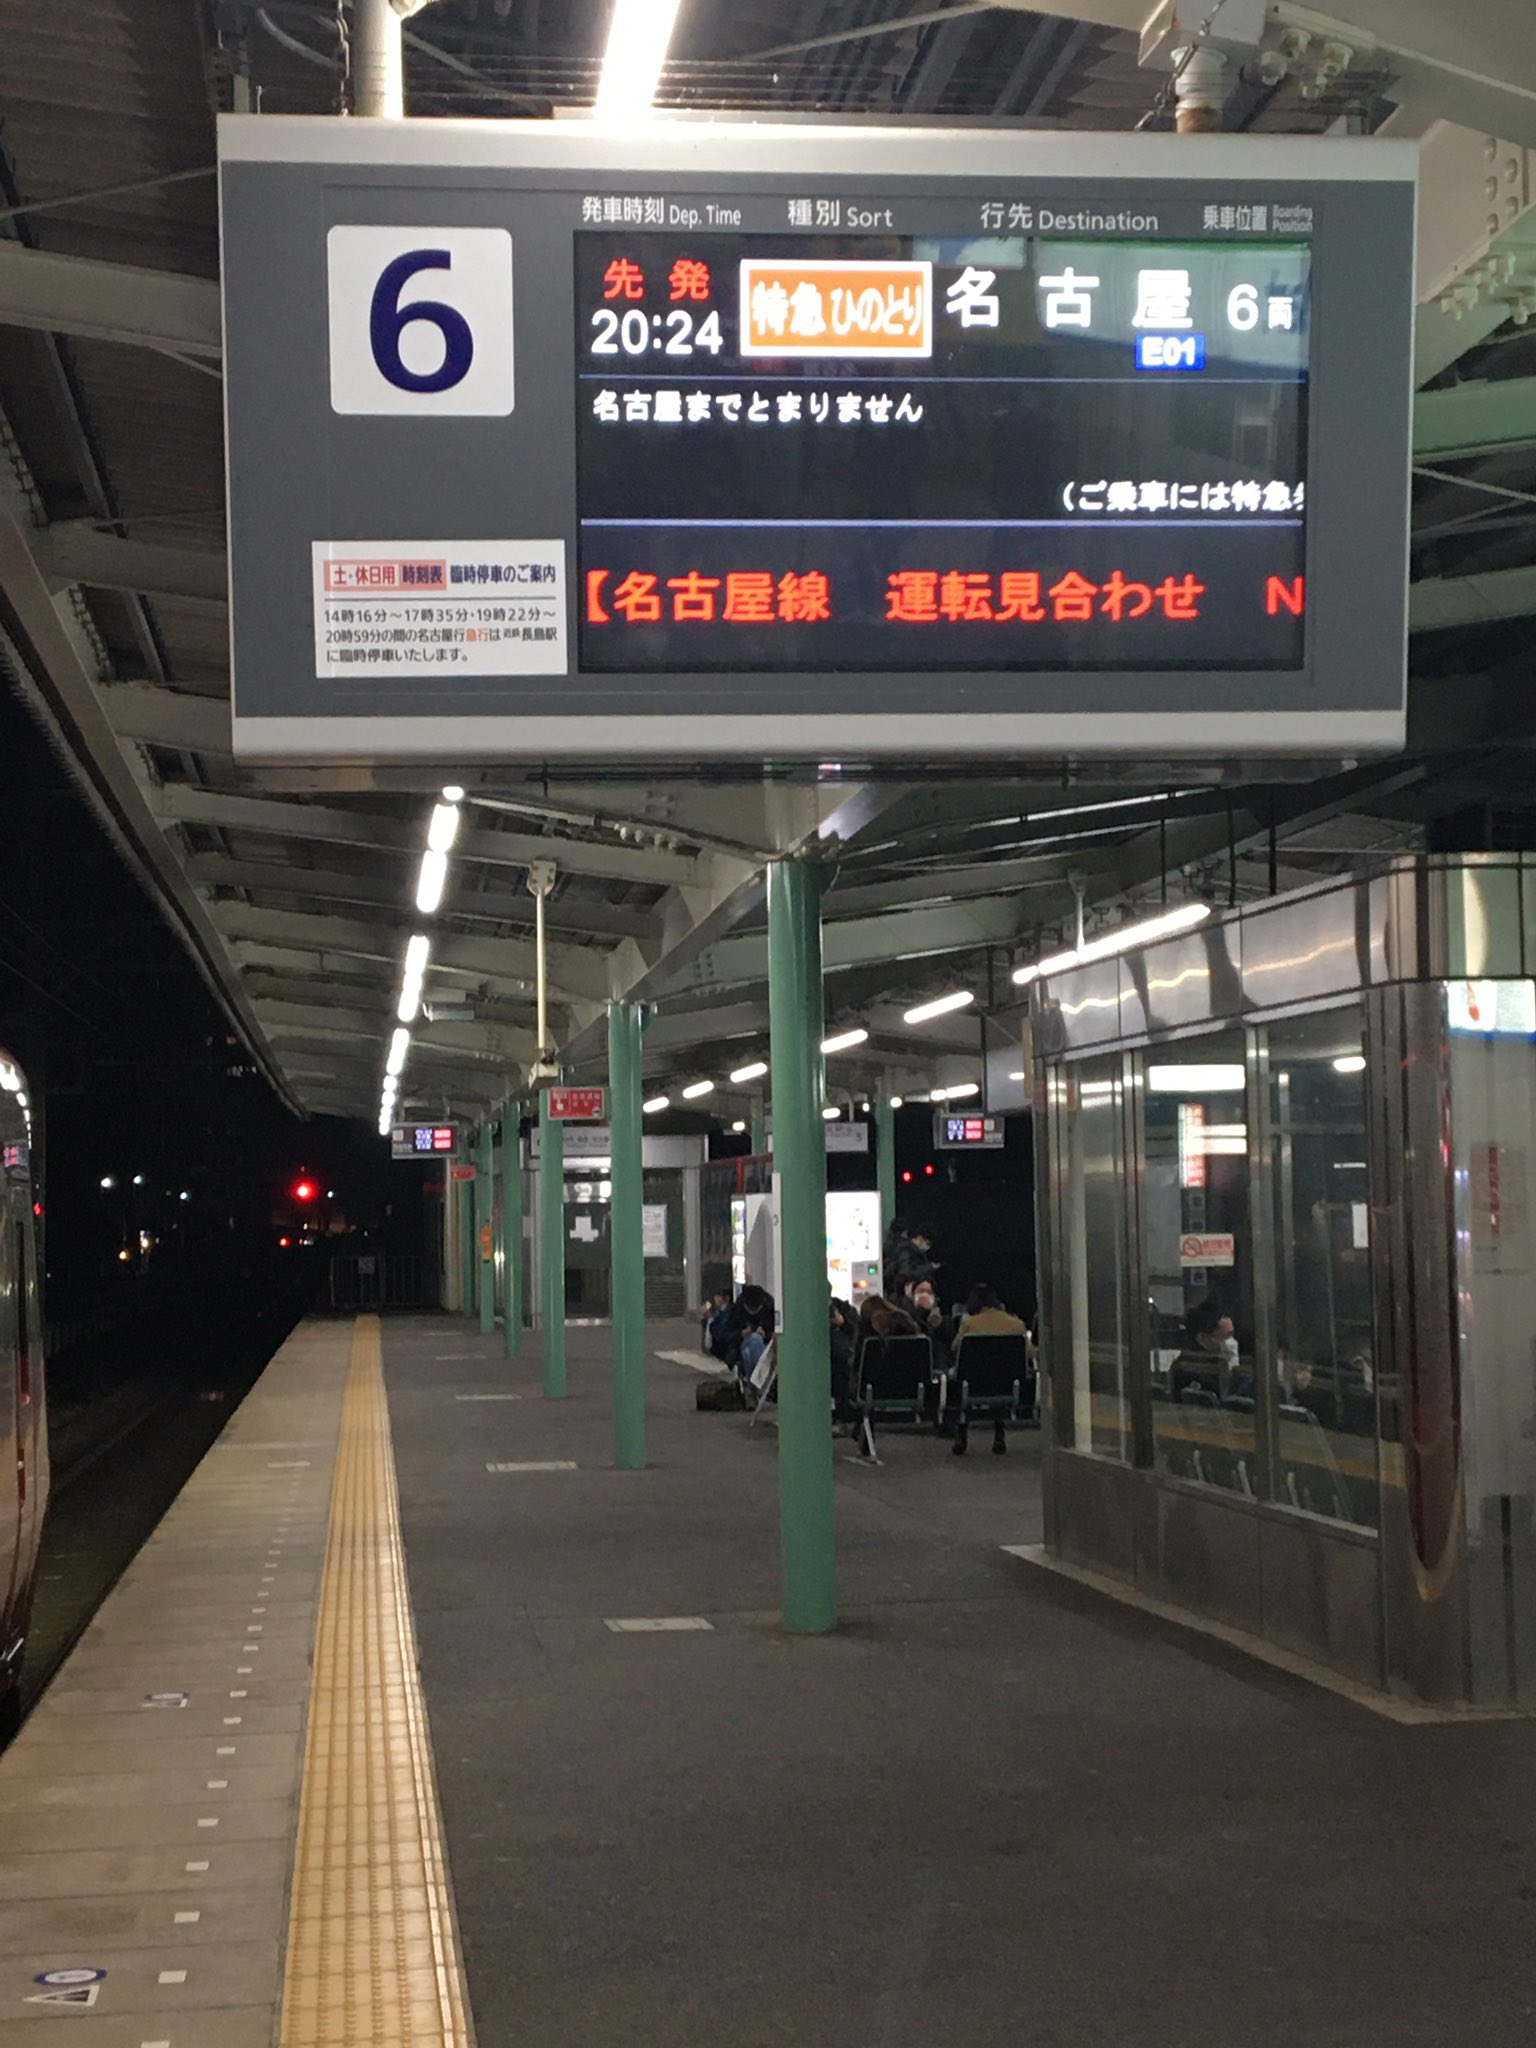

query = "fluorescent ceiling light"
[[931, 1082, 980, 1101], [427, 802, 461, 854], [821, 1027, 869, 1054], [398, 932, 432, 1023], [681, 1079, 714, 1100], [416, 848, 449, 914], [1013, 902, 1211, 987], [386, 1027, 410, 1078], [730, 1060, 768, 1084], [643, 1095, 670, 1114], [594, 0, 682, 118], [1331, 1053, 1367, 1074], [903, 991, 974, 1025], [823, 1105, 843, 1121], [1146, 1063, 1245, 1093], [1027, 790, 1188, 825]]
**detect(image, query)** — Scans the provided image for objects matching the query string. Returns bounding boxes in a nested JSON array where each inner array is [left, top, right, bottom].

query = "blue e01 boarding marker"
[[1135, 333, 1207, 370]]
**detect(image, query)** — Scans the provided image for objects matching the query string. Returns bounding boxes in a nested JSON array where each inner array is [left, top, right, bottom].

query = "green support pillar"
[[876, 1096, 897, 1248], [767, 857, 836, 1634], [608, 1001, 647, 1470], [475, 1124, 494, 1334], [750, 1097, 768, 1156], [459, 1147, 476, 1315], [538, 1091, 567, 1398], [501, 1102, 523, 1359]]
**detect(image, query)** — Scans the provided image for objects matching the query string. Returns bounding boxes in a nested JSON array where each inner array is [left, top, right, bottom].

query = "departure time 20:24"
[[590, 307, 725, 356]]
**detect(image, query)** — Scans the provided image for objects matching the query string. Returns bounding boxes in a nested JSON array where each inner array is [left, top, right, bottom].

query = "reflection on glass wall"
[[1053, 1057, 1130, 1460], [1143, 1034, 1257, 1495], [1046, 1010, 1390, 1529], [1264, 1009, 1378, 1529]]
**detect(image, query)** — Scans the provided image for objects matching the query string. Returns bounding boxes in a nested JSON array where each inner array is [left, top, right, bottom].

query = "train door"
[[11, 1197, 46, 1629], [0, 1053, 44, 1707], [0, 1187, 20, 1678]]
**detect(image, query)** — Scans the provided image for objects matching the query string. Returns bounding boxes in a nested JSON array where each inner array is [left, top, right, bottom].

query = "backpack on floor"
[[696, 1376, 746, 1411]]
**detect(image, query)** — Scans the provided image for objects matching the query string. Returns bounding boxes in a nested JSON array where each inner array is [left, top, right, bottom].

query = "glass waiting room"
[[1034, 856, 1536, 1710]]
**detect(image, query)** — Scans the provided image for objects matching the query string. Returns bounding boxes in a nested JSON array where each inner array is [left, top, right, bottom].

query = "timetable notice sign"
[[219, 122, 1414, 758]]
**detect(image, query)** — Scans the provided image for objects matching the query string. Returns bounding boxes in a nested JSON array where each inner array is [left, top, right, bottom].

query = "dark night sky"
[[0, 681, 401, 1295]]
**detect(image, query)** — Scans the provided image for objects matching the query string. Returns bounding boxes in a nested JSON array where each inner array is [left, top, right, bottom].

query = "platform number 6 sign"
[[327, 225, 514, 416]]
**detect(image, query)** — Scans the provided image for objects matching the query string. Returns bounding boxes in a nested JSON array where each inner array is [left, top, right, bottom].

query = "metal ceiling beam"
[[553, 782, 911, 1069], [189, 851, 653, 939], [1410, 563, 1536, 631], [151, 781, 698, 887], [1414, 376, 1536, 461], [226, 938, 542, 1014], [0, 242, 222, 357], [213, 902, 610, 1002], [265, 1011, 535, 1067], [903, 15, 974, 111], [99, 684, 229, 755], [659, 892, 1026, 997], [642, 999, 771, 1058], [35, 528, 227, 605]]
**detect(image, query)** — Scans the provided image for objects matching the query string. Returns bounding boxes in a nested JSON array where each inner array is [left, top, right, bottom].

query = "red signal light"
[[278, 1235, 291, 1248], [900, 1169, 913, 1184], [924, 1163, 935, 1176], [292, 1178, 317, 1204]]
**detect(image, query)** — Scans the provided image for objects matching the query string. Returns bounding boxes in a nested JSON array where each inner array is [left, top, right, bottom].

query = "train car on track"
[[0, 1047, 46, 1739]]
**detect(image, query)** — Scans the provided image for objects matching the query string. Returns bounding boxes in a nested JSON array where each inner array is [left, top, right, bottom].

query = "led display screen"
[[934, 1112, 1006, 1149], [577, 233, 1309, 674], [391, 1122, 458, 1160]]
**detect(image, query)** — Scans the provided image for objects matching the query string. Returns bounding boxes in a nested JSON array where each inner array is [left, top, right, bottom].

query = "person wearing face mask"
[[898, 1273, 952, 1368]]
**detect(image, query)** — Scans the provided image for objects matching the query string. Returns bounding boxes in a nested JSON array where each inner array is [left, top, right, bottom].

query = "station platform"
[[1, 1315, 1533, 2047]]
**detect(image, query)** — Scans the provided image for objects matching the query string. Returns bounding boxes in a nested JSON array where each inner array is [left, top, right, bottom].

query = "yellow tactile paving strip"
[[280, 1316, 474, 2048]]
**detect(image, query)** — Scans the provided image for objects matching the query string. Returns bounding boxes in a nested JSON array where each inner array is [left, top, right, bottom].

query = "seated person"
[[721, 1281, 775, 1381], [899, 1275, 951, 1366], [954, 1284, 1032, 1349], [1170, 1297, 1231, 1403], [699, 1287, 733, 1357], [857, 1293, 923, 1341]]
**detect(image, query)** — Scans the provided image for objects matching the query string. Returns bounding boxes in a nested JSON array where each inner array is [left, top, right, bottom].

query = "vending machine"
[[825, 1190, 882, 1304], [731, 1187, 881, 1315]]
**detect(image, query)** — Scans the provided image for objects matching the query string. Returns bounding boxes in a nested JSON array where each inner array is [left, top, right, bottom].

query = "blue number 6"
[[369, 249, 474, 393]]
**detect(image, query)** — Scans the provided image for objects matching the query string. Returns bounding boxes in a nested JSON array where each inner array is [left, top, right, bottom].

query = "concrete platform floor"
[[385, 1316, 1536, 2048]]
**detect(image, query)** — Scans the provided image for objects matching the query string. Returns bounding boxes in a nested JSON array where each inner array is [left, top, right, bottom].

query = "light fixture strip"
[[821, 1027, 869, 1054], [1013, 901, 1211, 987], [594, 0, 683, 117], [903, 991, 975, 1025]]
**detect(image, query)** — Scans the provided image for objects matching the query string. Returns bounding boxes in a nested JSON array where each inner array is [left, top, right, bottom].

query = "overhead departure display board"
[[391, 1122, 459, 1161], [218, 122, 1415, 761]]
